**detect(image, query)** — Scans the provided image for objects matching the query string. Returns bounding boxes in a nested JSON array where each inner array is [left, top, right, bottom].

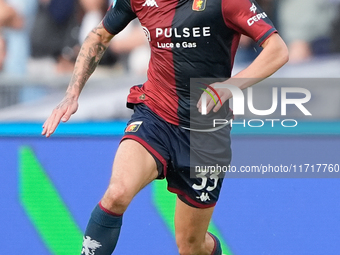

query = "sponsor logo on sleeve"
[[247, 2, 267, 26], [247, 12, 268, 26], [250, 3, 257, 13]]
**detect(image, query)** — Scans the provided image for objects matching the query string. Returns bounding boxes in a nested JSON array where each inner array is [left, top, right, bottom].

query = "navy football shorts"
[[121, 103, 232, 208]]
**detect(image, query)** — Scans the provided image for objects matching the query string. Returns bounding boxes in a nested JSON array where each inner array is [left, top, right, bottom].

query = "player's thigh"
[[101, 139, 159, 211], [174, 197, 215, 247]]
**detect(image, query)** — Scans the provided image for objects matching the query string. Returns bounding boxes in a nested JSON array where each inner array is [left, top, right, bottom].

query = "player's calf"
[[81, 202, 123, 255], [176, 232, 222, 255]]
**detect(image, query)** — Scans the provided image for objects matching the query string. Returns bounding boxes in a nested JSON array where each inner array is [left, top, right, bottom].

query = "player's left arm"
[[229, 32, 289, 87], [198, 33, 288, 113], [198, 0, 289, 113]]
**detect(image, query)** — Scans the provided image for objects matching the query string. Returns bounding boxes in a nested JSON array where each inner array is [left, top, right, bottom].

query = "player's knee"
[[176, 235, 204, 255], [103, 184, 132, 213]]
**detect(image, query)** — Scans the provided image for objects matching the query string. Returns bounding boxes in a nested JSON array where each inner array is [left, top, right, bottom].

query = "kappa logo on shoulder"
[[125, 121, 143, 132], [142, 0, 158, 7]]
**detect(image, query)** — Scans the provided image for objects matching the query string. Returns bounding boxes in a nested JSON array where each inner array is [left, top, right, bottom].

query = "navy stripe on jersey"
[[171, 0, 235, 126], [257, 28, 276, 46]]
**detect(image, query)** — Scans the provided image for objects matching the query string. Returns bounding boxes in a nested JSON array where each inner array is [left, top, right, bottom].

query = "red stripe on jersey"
[[127, 0, 180, 125]]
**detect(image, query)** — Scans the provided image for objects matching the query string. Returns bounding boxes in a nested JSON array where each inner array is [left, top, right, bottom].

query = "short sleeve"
[[222, 0, 277, 46], [102, 0, 137, 35]]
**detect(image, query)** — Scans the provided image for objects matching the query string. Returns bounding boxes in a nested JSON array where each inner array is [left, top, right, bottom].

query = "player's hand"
[[41, 94, 78, 137], [197, 84, 232, 114]]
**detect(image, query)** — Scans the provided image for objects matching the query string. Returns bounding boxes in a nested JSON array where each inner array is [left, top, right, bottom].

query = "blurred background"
[[1, 0, 340, 255]]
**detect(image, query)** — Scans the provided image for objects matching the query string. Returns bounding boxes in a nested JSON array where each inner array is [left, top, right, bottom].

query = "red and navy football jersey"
[[103, 0, 276, 127]]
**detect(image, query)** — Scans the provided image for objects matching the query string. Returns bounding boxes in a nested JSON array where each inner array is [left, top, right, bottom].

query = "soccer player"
[[42, 0, 288, 254]]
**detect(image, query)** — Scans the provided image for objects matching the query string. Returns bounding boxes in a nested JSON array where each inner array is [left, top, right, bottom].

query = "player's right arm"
[[42, 0, 136, 137], [42, 23, 114, 137]]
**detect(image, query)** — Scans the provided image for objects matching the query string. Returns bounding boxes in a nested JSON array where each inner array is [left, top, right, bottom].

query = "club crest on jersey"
[[192, 0, 206, 11], [125, 121, 143, 132]]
